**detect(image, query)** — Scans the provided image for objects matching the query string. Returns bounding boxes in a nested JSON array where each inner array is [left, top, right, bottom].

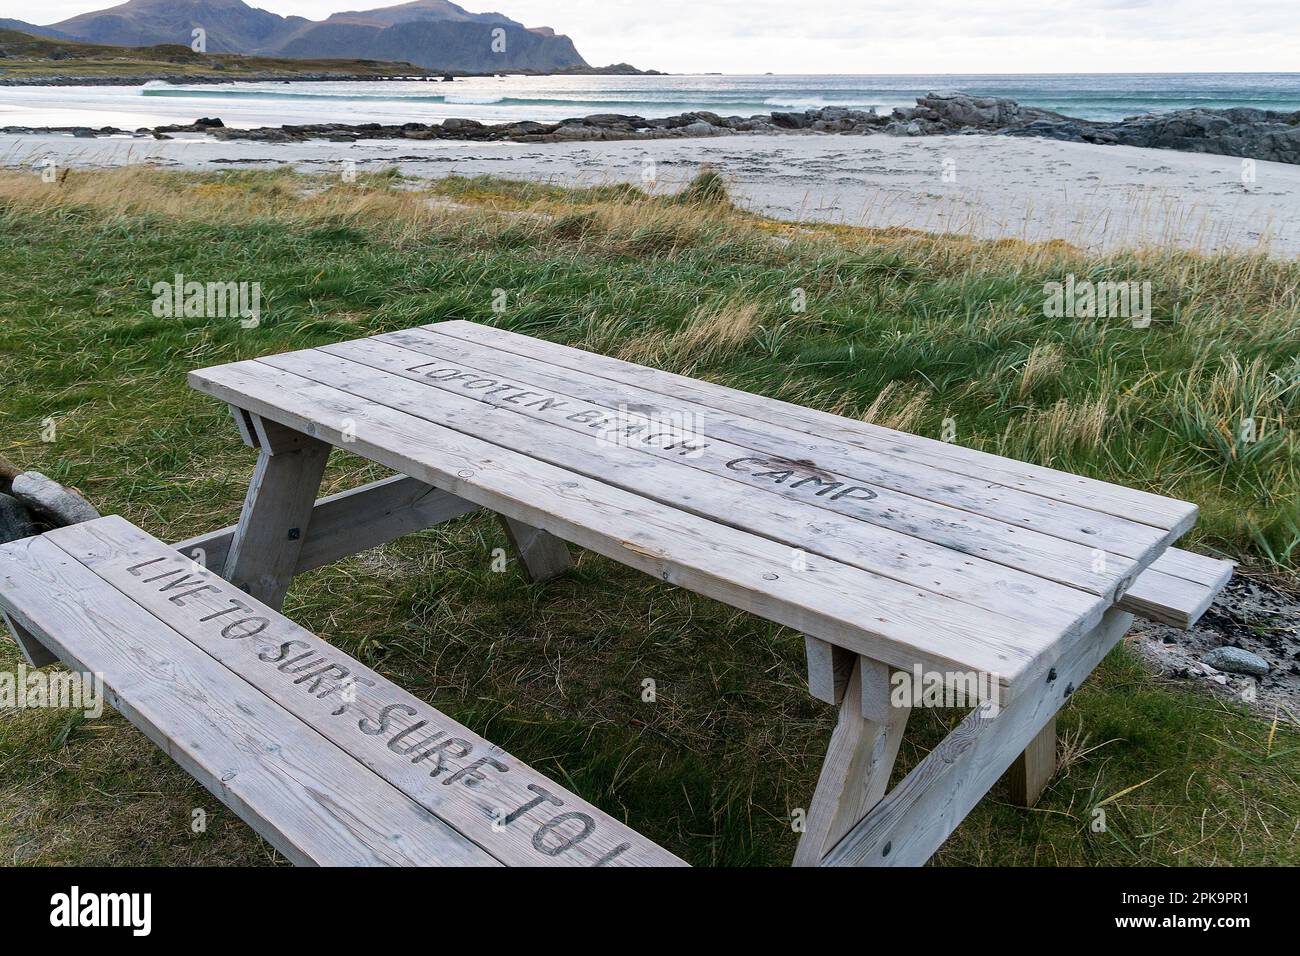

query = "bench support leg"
[[820, 609, 1134, 867], [2, 609, 59, 668], [794, 654, 909, 867], [1008, 715, 1057, 807], [497, 514, 573, 583], [223, 414, 331, 611]]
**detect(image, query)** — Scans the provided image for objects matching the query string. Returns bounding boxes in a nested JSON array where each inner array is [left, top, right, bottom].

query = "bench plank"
[[48, 516, 684, 867], [190, 359, 1074, 700], [432, 321, 1197, 535], [0, 533, 496, 868]]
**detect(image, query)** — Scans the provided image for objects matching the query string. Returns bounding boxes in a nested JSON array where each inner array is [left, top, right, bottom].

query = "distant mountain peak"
[[324, 1, 510, 27], [44, 0, 589, 70]]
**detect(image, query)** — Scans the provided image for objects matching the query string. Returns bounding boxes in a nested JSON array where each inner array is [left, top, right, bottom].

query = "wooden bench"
[[0, 515, 684, 867]]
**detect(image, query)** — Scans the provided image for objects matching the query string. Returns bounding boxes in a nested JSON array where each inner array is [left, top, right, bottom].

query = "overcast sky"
[[17, 0, 1300, 73]]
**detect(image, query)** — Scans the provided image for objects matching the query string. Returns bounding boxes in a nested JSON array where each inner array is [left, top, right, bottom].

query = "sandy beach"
[[6, 130, 1298, 257]]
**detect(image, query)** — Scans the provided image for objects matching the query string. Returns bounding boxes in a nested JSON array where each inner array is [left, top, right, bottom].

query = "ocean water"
[[3, 73, 1299, 130]]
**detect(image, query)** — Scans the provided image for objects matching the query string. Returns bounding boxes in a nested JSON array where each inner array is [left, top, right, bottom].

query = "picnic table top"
[[190, 320, 1198, 702]]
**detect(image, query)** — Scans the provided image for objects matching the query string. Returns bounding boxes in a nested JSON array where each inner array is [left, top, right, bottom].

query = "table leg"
[[497, 514, 573, 582], [223, 413, 330, 610], [1008, 715, 1057, 807], [820, 609, 1134, 867], [794, 653, 910, 867]]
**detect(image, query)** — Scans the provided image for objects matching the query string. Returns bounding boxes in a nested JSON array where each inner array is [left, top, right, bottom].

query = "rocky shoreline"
[[5, 91, 1299, 164]]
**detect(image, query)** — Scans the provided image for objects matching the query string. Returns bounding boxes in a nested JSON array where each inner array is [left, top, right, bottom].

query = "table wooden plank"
[[1118, 550, 1233, 629], [347, 331, 1144, 598], [434, 321, 1197, 536], [404, 327, 1172, 575], [0, 534, 497, 868], [47, 516, 683, 867], [188, 359, 1073, 699], [263, 345, 1103, 642]]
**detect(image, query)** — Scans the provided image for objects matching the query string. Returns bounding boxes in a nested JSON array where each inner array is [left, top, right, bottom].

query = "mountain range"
[[5, 0, 590, 72]]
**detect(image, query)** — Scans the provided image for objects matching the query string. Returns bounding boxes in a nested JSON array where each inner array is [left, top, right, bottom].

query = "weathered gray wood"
[[261, 347, 1113, 637], [371, 330, 1157, 590], [48, 516, 684, 867], [857, 656, 893, 723], [230, 405, 258, 448], [804, 637, 892, 720], [1117, 548, 1233, 628], [222, 414, 331, 610], [430, 321, 1198, 536], [805, 635, 855, 705], [497, 514, 573, 582], [0, 532, 496, 867], [175, 475, 481, 575], [2, 608, 58, 667], [1007, 715, 1056, 807], [251, 414, 321, 455], [794, 656, 910, 867], [822, 609, 1134, 867], [190, 358, 1081, 702]]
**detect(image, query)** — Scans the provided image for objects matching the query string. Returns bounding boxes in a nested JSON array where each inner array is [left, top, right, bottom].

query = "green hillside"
[[0, 28, 434, 80]]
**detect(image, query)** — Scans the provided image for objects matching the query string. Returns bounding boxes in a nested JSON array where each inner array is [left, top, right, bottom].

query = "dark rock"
[[0, 493, 37, 545], [770, 111, 811, 130], [680, 110, 724, 127]]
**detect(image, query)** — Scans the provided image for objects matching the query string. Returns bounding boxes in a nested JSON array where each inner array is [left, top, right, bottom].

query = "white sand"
[[4, 130, 1297, 257]]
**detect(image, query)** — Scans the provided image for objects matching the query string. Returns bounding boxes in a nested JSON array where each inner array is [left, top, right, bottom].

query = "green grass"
[[0, 167, 1296, 866]]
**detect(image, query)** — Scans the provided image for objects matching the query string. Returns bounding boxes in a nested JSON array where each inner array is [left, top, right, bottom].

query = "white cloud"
[[12, 0, 1300, 72]]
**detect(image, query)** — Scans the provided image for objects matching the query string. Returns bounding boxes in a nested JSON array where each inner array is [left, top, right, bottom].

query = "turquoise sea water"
[[6, 73, 1300, 129]]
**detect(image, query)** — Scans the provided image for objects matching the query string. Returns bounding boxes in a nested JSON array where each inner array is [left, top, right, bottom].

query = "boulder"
[[551, 124, 602, 140], [1201, 646, 1270, 678], [9, 471, 100, 527], [676, 121, 730, 137], [680, 110, 725, 127], [770, 111, 811, 130]]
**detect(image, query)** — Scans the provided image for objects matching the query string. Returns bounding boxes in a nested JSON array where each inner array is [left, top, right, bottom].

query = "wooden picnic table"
[[185, 319, 1219, 866]]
